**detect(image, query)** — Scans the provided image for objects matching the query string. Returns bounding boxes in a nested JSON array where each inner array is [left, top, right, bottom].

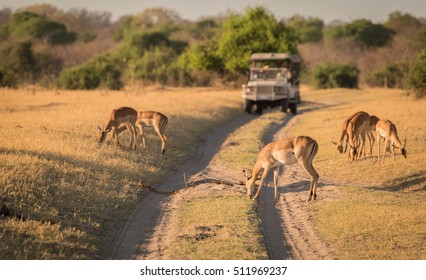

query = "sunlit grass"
[[0, 87, 242, 259], [296, 87, 426, 259], [167, 190, 268, 260]]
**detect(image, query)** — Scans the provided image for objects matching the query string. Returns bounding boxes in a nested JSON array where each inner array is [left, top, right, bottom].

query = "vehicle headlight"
[[274, 86, 285, 94], [246, 86, 255, 94]]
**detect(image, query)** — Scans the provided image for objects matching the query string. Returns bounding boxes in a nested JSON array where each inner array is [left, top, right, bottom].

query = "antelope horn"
[[97, 125, 103, 132], [403, 138, 406, 148], [331, 140, 338, 146]]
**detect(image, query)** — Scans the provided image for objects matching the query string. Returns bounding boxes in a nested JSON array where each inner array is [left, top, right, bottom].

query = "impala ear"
[[97, 125, 102, 132], [105, 127, 112, 133]]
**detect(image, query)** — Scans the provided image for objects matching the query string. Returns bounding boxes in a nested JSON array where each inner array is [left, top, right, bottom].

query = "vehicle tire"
[[255, 104, 263, 114], [280, 99, 289, 113], [244, 99, 253, 113], [289, 102, 297, 114]]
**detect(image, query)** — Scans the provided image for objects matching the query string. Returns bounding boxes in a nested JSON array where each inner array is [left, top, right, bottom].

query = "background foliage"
[[0, 5, 425, 94]]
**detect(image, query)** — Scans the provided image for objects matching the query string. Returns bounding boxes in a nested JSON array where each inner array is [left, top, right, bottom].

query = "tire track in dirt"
[[258, 107, 338, 260], [112, 114, 256, 259]]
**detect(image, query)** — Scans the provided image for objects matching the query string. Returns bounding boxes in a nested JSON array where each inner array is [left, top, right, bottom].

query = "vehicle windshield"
[[250, 68, 289, 81]]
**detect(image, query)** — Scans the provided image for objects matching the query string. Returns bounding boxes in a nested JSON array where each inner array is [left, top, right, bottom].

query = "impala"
[[98, 107, 138, 149], [376, 119, 407, 163], [332, 111, 366, 154], [243, 136, 319, 204], [116, 111, 168, 153], [346, 111, 371, 161], [365, 115, 380, 155]]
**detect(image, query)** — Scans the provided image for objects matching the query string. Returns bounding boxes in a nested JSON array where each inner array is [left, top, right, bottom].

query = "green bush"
[[56, 56, 122, 90], [0, 69, 18, 88], [408, 48, 426, 98], [367, 62, 409, 88], [312, 63, 359, 89]]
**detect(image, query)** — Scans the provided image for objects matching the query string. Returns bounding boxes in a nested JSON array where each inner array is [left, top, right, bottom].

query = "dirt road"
[[113, 105, 337, 260], [112, 114, 256, 259]]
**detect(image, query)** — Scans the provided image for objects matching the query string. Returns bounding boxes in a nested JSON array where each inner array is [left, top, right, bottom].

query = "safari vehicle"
[[242, 53, 301, 114]]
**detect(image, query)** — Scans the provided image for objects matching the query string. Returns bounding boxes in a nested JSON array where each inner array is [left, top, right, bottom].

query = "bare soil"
[[112, 107, 338, 260]]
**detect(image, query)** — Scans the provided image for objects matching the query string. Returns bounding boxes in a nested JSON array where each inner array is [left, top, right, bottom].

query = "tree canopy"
[[325, 19, 394, 48], [216, 7, 298, 73]]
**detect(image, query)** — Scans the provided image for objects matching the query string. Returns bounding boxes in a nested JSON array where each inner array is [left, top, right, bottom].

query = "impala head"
[[243, 169, 254, 198], [97, 125, 112, 144], [331, 140, 343, 154]]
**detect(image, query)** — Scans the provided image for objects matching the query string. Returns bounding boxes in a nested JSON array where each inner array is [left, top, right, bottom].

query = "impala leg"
[[154, 126, 167, 154], [252, 165, 271, 200], [377, 132, 381, 164], [382, 138, 389, 163], [125, 124, 133, 149], [369, 132, 375, 156], [273, 167, 280, 205], [298, 157, 319, 202], [391, 143, 396, 161], [137, 124, 146, 149], [112, 127, 121, 147]]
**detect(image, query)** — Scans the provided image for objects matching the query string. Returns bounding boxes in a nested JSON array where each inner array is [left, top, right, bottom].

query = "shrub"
[[407, 48, 426, 98], [312, 63, 359, 89], [367, 62, 409, 88], [0, 68, 18, 88], [56, 56, 122, 90]]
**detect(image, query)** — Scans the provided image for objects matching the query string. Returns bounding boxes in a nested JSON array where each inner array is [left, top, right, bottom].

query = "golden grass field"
[[0, 87, 243, 259], [1, 86, 425, 259]]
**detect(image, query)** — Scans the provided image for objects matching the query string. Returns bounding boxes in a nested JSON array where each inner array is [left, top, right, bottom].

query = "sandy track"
[[112, 114, 256, 259], [113, 104, 337, 260]]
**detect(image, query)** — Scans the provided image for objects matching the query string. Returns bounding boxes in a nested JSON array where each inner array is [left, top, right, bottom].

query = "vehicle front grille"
[[256, 85, 273, 94]]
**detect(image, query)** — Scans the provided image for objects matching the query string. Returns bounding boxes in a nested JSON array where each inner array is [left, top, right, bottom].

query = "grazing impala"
[[346, 111, 370, 161], [365, 115, 380, 155], [243, 136, 319, 204], [376, 119, 407, 163], [116, 111, 168, 153], [332, 111, 366, 154], [98, 107, 138, 149]]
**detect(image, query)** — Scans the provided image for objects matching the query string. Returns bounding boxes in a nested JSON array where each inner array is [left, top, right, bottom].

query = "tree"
[[216, 7, 298, 73], [131, 7, 183, 30], [407, 48, 426, 98], [6, 11, 76, 45], [287, 15, 323, 43], [325, 19, 394, 48]]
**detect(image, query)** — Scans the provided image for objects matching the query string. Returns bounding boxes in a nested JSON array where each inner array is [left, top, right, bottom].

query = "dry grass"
[[0, 87, 242, 259], [167, 190, 268, 260], [293, 86, 426, 259]]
